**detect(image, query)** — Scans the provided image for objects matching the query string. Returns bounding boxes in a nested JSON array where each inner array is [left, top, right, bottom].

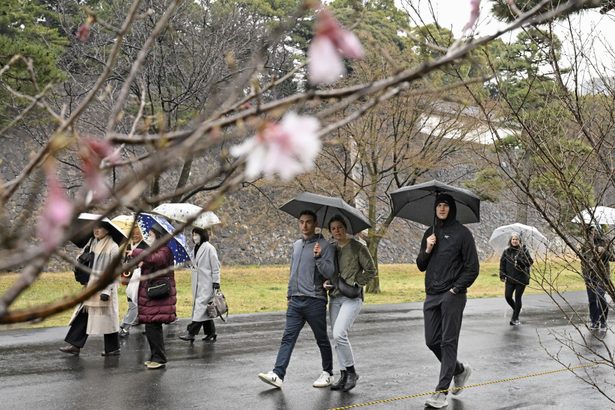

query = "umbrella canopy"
[[111, 214, 138, 238], [71, 213, 128, 248], [571, 206, 615, 225], [152, 203, 221, 229], [390, 180, 480, 226], [136, 213, 190, 265], [489, 223, 548, 254], [279, 192, 371, 234]]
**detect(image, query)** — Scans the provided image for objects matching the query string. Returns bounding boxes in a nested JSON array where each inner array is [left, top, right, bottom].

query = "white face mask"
[[192, 235, 201, 245]]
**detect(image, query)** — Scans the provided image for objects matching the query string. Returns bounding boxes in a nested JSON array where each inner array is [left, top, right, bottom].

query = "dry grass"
[[0, 261, 586, 330]]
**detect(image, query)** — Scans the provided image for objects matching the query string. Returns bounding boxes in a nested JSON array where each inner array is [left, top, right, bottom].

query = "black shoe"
[[59, 345, 80, 355], [330, 370, 347, 391], [343, 372, 359, 392], [179, 333, 195, 342], [202, 334, 217, 342], [101, 349, 121, 356]]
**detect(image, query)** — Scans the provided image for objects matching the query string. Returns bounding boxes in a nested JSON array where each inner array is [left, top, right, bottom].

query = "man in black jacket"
[[416, 193, 480, 409]]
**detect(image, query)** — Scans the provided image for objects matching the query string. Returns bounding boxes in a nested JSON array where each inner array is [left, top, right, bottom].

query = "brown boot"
[[59, 344, 80, 355]]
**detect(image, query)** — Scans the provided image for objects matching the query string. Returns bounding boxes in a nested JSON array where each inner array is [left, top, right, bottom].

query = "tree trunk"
[[173, 156, 194, 201], [365, 234, 381, 293]]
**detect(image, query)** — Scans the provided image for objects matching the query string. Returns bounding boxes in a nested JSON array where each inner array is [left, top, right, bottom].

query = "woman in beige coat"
[[179, 227, 221, 342], [60, 222, 121, 356]]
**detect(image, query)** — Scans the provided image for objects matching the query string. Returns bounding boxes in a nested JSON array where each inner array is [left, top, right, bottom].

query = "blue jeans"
[[273, 296, 332, 379], [586, 281, 609, 325]]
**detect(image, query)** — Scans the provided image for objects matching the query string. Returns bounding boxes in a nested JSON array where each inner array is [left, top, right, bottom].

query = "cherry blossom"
[[37, 166, 74, 251], [308, 8, 364, 85], [79, 138, 119, 201], [462, 0, 482, 32], [76, 24, 90, 43], [230, 112, 321, 181]]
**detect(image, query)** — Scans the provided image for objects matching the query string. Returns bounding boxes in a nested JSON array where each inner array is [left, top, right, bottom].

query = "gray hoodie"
[[287, 234, 335, 300]]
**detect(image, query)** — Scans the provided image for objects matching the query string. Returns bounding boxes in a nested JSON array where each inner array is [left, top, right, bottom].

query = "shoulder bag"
[[336, 275, 362, 298], [146, 277, 171, 299], [206, 289, 229, 321], [74, 243, 94, 285]]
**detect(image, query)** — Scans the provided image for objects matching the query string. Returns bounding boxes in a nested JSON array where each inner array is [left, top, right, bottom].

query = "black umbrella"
[[390, 180, 480, 226], [71, 213, 128, 248], [280, 192, 371, 234]]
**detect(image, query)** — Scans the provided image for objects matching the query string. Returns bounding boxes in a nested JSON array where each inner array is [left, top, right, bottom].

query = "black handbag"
[[146, 277, 171, 299], [336, 275, 362, 298], [74, 245, 94, 285]]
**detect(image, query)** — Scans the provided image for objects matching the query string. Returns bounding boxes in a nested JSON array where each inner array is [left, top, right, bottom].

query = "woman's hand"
[[213, 282, 220, 289], [323, 280, 333, 290]]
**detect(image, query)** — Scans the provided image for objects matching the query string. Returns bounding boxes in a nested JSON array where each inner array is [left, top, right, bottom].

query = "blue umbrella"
[[137, 213, 190, 265]]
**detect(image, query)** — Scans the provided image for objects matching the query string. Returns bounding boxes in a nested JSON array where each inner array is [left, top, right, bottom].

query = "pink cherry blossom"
[[79, 138, 118, 200], [230, 112, 321, 181], [463, 0, 481, 32], [76, 24, 90, 42], [308, 8, 364, 85], [37, 167, 74, 251]]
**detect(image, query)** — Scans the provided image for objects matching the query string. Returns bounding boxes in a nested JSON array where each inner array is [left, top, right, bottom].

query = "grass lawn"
[[0, 261, 586, 330]]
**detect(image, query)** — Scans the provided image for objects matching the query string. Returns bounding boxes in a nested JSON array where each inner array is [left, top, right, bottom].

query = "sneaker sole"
[[258, 374, 282, 388], [452, 366, 472, 395], [425, 401, 448, 409]]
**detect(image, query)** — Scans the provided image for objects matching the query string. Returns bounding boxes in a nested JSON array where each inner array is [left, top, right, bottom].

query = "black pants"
[[187, 320, 216, 336], [586, 281, 609, 325], [65, 309, 120, 352], [504, 282, 526, 321], [423, 291, 466, 391], [145, 323, 167, 363]]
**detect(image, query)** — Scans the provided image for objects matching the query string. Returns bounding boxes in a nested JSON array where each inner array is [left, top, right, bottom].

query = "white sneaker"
[[258, 371, 283, 388], [312, 371, 333, 387], [425, 392, 448, 408], [452, 363, 472, 395]]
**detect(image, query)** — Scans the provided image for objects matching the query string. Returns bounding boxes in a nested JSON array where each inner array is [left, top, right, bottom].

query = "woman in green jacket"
[[324, 215, 376, 392]]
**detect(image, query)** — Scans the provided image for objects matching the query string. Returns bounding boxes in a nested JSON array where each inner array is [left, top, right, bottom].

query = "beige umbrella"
[[111, 214, 137, 237]]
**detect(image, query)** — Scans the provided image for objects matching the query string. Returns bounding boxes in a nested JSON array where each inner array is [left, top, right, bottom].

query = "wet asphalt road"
[[0, 291, 613, 410]]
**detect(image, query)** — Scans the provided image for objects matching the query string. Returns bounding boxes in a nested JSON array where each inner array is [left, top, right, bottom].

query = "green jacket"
[[330, 238, 376, 298]]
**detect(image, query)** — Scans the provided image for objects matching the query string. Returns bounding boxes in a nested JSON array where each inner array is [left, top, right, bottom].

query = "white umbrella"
[[571, 206, 615, 225], [152, 203, 221, 229], [489, 223, 548, 254]]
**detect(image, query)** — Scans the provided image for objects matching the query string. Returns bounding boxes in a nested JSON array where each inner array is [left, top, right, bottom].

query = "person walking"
[[258, 210, 335, 389], [179, 227, 221, 342], [581, 225, 612, 331], [324, 215, 376, 392], [131, 223, 177, 369], [499, 233, 533, 326], [416, 193, 479, 409], [119, 225, 148, 337], [60, 222, 121, 356]]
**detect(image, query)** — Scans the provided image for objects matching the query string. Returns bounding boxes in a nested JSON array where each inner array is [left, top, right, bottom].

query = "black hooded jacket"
[[415, 194, 480, 295]]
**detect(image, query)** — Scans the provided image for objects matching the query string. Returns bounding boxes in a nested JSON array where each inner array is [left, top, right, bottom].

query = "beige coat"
[[191, 241, 221, 322], [82, 235, 120, 335]]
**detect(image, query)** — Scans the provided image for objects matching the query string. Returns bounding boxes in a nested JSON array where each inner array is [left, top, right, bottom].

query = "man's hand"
[[313, 242, 321, 257], [425, 234, 436, 254]]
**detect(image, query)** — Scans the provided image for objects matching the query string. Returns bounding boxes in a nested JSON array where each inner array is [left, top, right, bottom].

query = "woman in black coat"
[[499, 233, 533, 325]]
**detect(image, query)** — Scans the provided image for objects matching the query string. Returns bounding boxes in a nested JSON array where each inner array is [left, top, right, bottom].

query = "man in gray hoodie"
[[258, 210, 335, 389]]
